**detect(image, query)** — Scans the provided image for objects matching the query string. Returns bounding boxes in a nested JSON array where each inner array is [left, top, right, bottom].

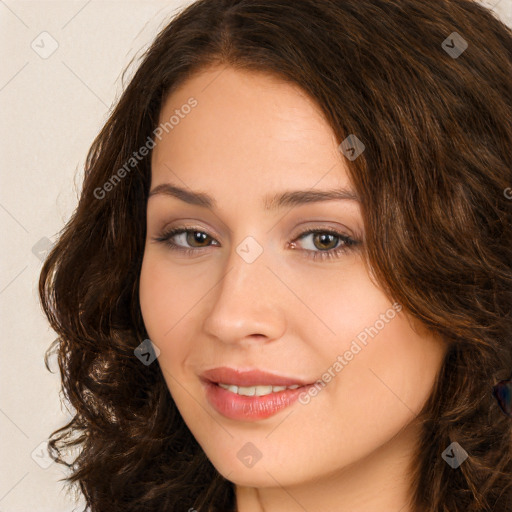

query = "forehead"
[[151, 65, 354, 199]]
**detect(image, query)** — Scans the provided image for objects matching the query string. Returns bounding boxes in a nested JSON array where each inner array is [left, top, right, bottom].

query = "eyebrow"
[[148, 183, 360, 210]]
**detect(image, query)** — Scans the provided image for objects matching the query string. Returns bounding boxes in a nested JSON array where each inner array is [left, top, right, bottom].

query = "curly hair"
[[38, 0, 512, 510]]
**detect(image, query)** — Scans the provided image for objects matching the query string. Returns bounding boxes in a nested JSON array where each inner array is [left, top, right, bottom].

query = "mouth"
[[200, 366, 318, 421]]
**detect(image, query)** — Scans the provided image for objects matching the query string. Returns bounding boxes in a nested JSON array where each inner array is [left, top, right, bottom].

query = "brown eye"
[[185, 230, 212, 247], [311, 233, 339, 251], [153, 227, 219, 253], [291, 229, 360, 262]]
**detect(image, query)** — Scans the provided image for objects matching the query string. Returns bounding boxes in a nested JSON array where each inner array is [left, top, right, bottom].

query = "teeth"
[[237, 386, 256, 396], [217, 383, 301, 396]]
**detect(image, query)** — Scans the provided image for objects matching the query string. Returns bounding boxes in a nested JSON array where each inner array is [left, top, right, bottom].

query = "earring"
[[492, 378, 512, 418]]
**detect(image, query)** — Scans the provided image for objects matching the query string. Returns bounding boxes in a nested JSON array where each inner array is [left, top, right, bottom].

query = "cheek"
[[139, 252, 197, 340], [139, 256, 170, 339], [139, 252, 206, 377], [368, 316, 447, 409], [327, 311, 447, 439], [139, 256, 190, 403], [302, 263, 397, 357]]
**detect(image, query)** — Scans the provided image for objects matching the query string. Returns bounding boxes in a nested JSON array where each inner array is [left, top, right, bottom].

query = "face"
[[139, 65, 447, 489]]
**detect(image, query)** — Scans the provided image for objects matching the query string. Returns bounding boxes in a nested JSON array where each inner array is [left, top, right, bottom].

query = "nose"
[[201, 241, 288, 347]]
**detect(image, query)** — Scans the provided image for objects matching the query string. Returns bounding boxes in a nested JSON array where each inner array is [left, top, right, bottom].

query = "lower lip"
[[202, 380, 313, 421]]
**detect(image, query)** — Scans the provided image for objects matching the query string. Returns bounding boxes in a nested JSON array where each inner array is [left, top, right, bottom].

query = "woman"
[[39, 0, 512, 510]]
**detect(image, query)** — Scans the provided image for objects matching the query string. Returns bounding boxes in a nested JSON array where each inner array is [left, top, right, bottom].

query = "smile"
[[200, 367, 317, 421]]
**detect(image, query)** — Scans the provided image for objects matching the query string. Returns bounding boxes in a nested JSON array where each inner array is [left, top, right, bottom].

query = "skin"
[[139, 65, 448, 512]]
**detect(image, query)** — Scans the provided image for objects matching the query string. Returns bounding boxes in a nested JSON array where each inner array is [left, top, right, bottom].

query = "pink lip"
[[200, 367, 311, 387], [200, 367, 317, 421]]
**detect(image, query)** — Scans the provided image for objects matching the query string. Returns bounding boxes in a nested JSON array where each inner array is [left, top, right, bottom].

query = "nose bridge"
[[202, 236, 287, 344]]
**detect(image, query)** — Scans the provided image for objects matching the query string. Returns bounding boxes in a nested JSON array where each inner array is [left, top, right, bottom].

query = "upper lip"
[[200, 367, 312, 387]]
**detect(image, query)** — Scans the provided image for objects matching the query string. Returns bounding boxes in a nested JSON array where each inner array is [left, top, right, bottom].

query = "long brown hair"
[[38, 0, 512, 510]]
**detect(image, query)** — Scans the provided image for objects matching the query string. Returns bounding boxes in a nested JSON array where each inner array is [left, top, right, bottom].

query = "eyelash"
[[152, 225, 360, 262]]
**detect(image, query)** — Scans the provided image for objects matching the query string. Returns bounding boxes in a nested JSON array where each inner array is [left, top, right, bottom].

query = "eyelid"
[[154, 219, 223, 247], [289, 221, 359, 241]]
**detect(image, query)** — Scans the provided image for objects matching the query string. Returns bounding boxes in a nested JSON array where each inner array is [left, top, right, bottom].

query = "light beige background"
[[1, 1, 510, 511]]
